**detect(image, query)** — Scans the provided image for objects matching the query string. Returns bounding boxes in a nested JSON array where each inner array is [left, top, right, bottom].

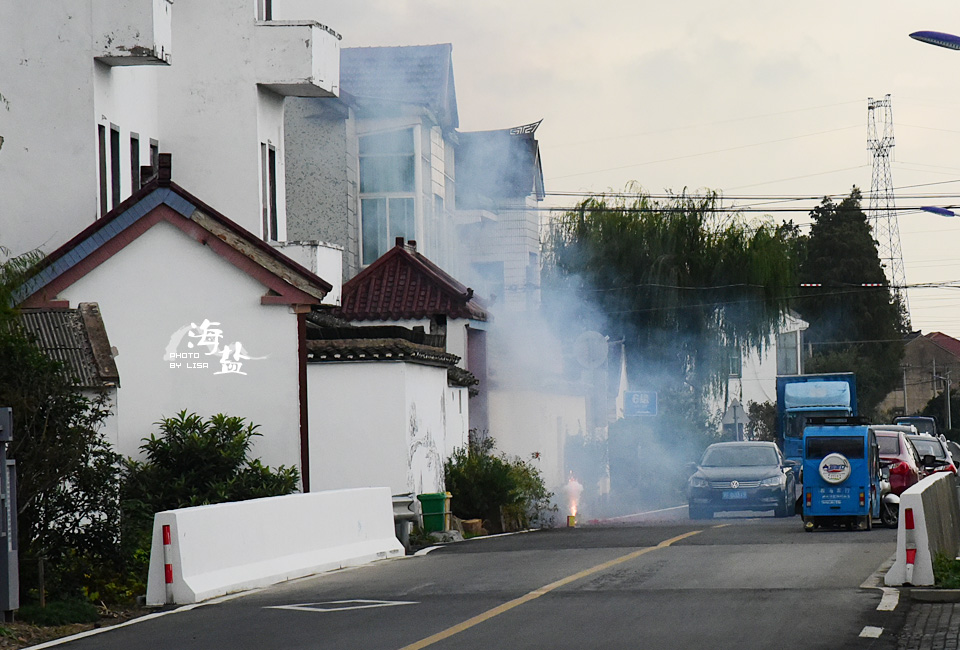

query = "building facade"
[[1, 0, 340, 256]]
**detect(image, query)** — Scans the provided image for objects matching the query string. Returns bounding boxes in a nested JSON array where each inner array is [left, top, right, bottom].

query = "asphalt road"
[[41, 508, 905, 650]]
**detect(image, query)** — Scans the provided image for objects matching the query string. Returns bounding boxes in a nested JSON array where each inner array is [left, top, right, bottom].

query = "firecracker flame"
[[564, 473, 584, 519]]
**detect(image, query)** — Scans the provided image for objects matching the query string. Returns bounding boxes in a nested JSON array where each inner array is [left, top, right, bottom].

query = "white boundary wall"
[[146, 488, 404, 605], [885, 471, 960, 586]]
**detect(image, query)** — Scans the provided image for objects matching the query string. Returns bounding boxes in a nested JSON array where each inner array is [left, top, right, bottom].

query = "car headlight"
[[760, 474, 785, 487], [689, 476, 709, 488]]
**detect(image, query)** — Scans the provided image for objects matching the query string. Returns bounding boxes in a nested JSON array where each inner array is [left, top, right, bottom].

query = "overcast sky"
[[283, 1, 960, 337]]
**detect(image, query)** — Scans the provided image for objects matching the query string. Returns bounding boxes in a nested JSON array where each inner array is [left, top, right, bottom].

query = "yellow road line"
[[397, 529, 702, 650]]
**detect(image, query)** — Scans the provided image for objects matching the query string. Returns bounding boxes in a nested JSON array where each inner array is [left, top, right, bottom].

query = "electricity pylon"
[[867, 94, 910, 325]]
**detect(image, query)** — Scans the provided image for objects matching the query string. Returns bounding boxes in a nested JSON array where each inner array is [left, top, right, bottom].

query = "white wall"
[[94, 64, 163, 199], [0, 2, 100, 254], [307, 360, 449, 494], [445, 385, 470, 458], [488, 388, 587, 492], [59, 220, 303, 472]]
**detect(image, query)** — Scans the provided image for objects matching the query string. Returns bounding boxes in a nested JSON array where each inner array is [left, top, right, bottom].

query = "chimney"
[[158, 153, 172, 187]]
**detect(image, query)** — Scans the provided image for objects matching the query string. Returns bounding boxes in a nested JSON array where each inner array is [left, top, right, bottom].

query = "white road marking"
[[604, 505, 688, 520], [859, 626, 884, 638], [878, 587, 900, 611], [267, 599, 419, 613]]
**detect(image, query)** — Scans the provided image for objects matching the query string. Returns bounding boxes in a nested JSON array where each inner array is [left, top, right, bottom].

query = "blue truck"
[[776, 373, 858, 468]]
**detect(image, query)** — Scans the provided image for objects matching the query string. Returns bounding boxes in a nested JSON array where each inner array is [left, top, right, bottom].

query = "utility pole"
[[934, 371, 953, 431], [902, 365, 908, 414]]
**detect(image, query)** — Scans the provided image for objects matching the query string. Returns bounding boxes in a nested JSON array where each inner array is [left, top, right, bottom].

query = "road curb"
[[905, 588, 960, 603]]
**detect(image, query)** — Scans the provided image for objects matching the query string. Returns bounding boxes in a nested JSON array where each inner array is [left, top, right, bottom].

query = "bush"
[[121, 411, 300, 584], [17, 600, 100, 626], [0, 322, 123, 605], [933, 552, 960, 589], [444, 437, 555, 532]]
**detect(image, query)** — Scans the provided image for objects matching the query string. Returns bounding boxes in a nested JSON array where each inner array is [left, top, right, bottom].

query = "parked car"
[[906, 434, 957, 476], [872, 425, 924, 495], [944, 439, 960, 465], [894, 415, 937, 437], [687, 441, 798, 519]]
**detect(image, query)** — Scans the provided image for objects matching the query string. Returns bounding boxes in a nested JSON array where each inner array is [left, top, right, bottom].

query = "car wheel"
[[881, 504, 898, 528], [688, 505, 712, 520]]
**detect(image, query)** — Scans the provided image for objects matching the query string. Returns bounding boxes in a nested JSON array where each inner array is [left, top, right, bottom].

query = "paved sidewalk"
[[898, 602, 960, 650]]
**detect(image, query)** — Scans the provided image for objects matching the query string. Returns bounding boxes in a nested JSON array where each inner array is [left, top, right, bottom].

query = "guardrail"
[[885, 472, 960, 586], [145, 487, 404, 605]]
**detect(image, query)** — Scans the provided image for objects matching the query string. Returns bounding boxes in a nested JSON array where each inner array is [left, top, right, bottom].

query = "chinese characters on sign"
[[164, 319, 266, 376]]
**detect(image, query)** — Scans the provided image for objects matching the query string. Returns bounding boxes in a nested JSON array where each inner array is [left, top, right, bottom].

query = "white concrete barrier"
[[885, 472, 960, 586], [145, 487, 404, 605]]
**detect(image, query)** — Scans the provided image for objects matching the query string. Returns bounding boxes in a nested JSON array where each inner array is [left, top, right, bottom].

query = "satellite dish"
[[574, 331, 608, 369]]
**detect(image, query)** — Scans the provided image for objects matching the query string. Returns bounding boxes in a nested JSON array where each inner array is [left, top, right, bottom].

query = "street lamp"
[[910, 31, 960, 50], [920, 206, 958, 217]]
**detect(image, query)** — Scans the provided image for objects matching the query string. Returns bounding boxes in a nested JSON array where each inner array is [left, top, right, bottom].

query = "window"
[[805, 437, 865, 460], [261, 143, 278, 241], [777, 331, 799, 375], [361, 198, 414, 264], [359, 128, 416, 264], [149, 139, 159, 175], [130, 134, 141, 191], [98, 125, 108, 217], [728, 352, 742, 378], [110, 124, 121, 208]]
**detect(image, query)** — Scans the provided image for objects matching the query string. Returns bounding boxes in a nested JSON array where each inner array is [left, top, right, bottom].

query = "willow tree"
[[543, 189, 799, 403]]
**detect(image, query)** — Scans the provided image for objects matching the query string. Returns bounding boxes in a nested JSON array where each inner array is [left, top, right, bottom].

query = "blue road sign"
[[624, 391, 657, 417]]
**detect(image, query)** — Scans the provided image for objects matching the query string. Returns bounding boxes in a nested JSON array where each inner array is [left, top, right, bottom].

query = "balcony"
[[93, 0, 172, 66], [255, 21, 340, 98]]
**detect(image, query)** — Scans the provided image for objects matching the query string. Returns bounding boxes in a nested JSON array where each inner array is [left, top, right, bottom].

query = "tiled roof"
[[18, 155, 331, 308], [456, 124, 545, 207], [306, 337, 458, 366], [17, 303, 119, 388], [926, 332, 960, 359], [340, 44, 458, 129], [337, 240, 488, 322]]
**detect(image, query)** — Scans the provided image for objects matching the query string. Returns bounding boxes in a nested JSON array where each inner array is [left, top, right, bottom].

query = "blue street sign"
[[624, 391, 657, 417]]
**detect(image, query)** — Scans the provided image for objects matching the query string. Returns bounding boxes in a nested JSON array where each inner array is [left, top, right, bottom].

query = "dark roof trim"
[[18, 161, 332, 307], [306, 337, 460, 368]]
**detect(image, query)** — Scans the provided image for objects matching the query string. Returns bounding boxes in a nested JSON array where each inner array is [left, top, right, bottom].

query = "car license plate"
[[722, 490, 747, 500]]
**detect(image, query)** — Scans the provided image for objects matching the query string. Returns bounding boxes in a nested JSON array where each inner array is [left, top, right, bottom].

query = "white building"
[[18, 162, 333, 488], [285, 44, 460, 281], [723, 312, 808, 437], [0, 0, 340, 256]]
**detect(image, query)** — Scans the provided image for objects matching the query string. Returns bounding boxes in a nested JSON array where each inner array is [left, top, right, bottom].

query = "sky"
[[282, 1, 960, 338]]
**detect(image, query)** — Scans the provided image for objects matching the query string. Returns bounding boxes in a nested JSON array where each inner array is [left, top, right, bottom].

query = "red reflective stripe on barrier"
[[905, 508, 915, 530], [906, 548, 917, 565], [163, 524, 171, 545], [165, 564, 173, 584]]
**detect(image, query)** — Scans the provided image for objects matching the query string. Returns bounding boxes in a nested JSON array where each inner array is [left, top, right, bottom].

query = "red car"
[[873, 426, 924, 495]]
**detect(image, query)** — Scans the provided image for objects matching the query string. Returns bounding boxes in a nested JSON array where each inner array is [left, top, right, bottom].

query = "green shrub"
[[444, 437, 555, 532], [121, 411, 300, 584], [933, 552, 960, 588], [17, 600, 100, 626]]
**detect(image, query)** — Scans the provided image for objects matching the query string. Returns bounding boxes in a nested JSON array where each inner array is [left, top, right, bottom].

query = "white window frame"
[[358, 125, 421, 265]]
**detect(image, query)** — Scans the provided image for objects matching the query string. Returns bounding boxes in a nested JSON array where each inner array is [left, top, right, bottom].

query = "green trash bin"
[[417, 492, 451, 533]]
